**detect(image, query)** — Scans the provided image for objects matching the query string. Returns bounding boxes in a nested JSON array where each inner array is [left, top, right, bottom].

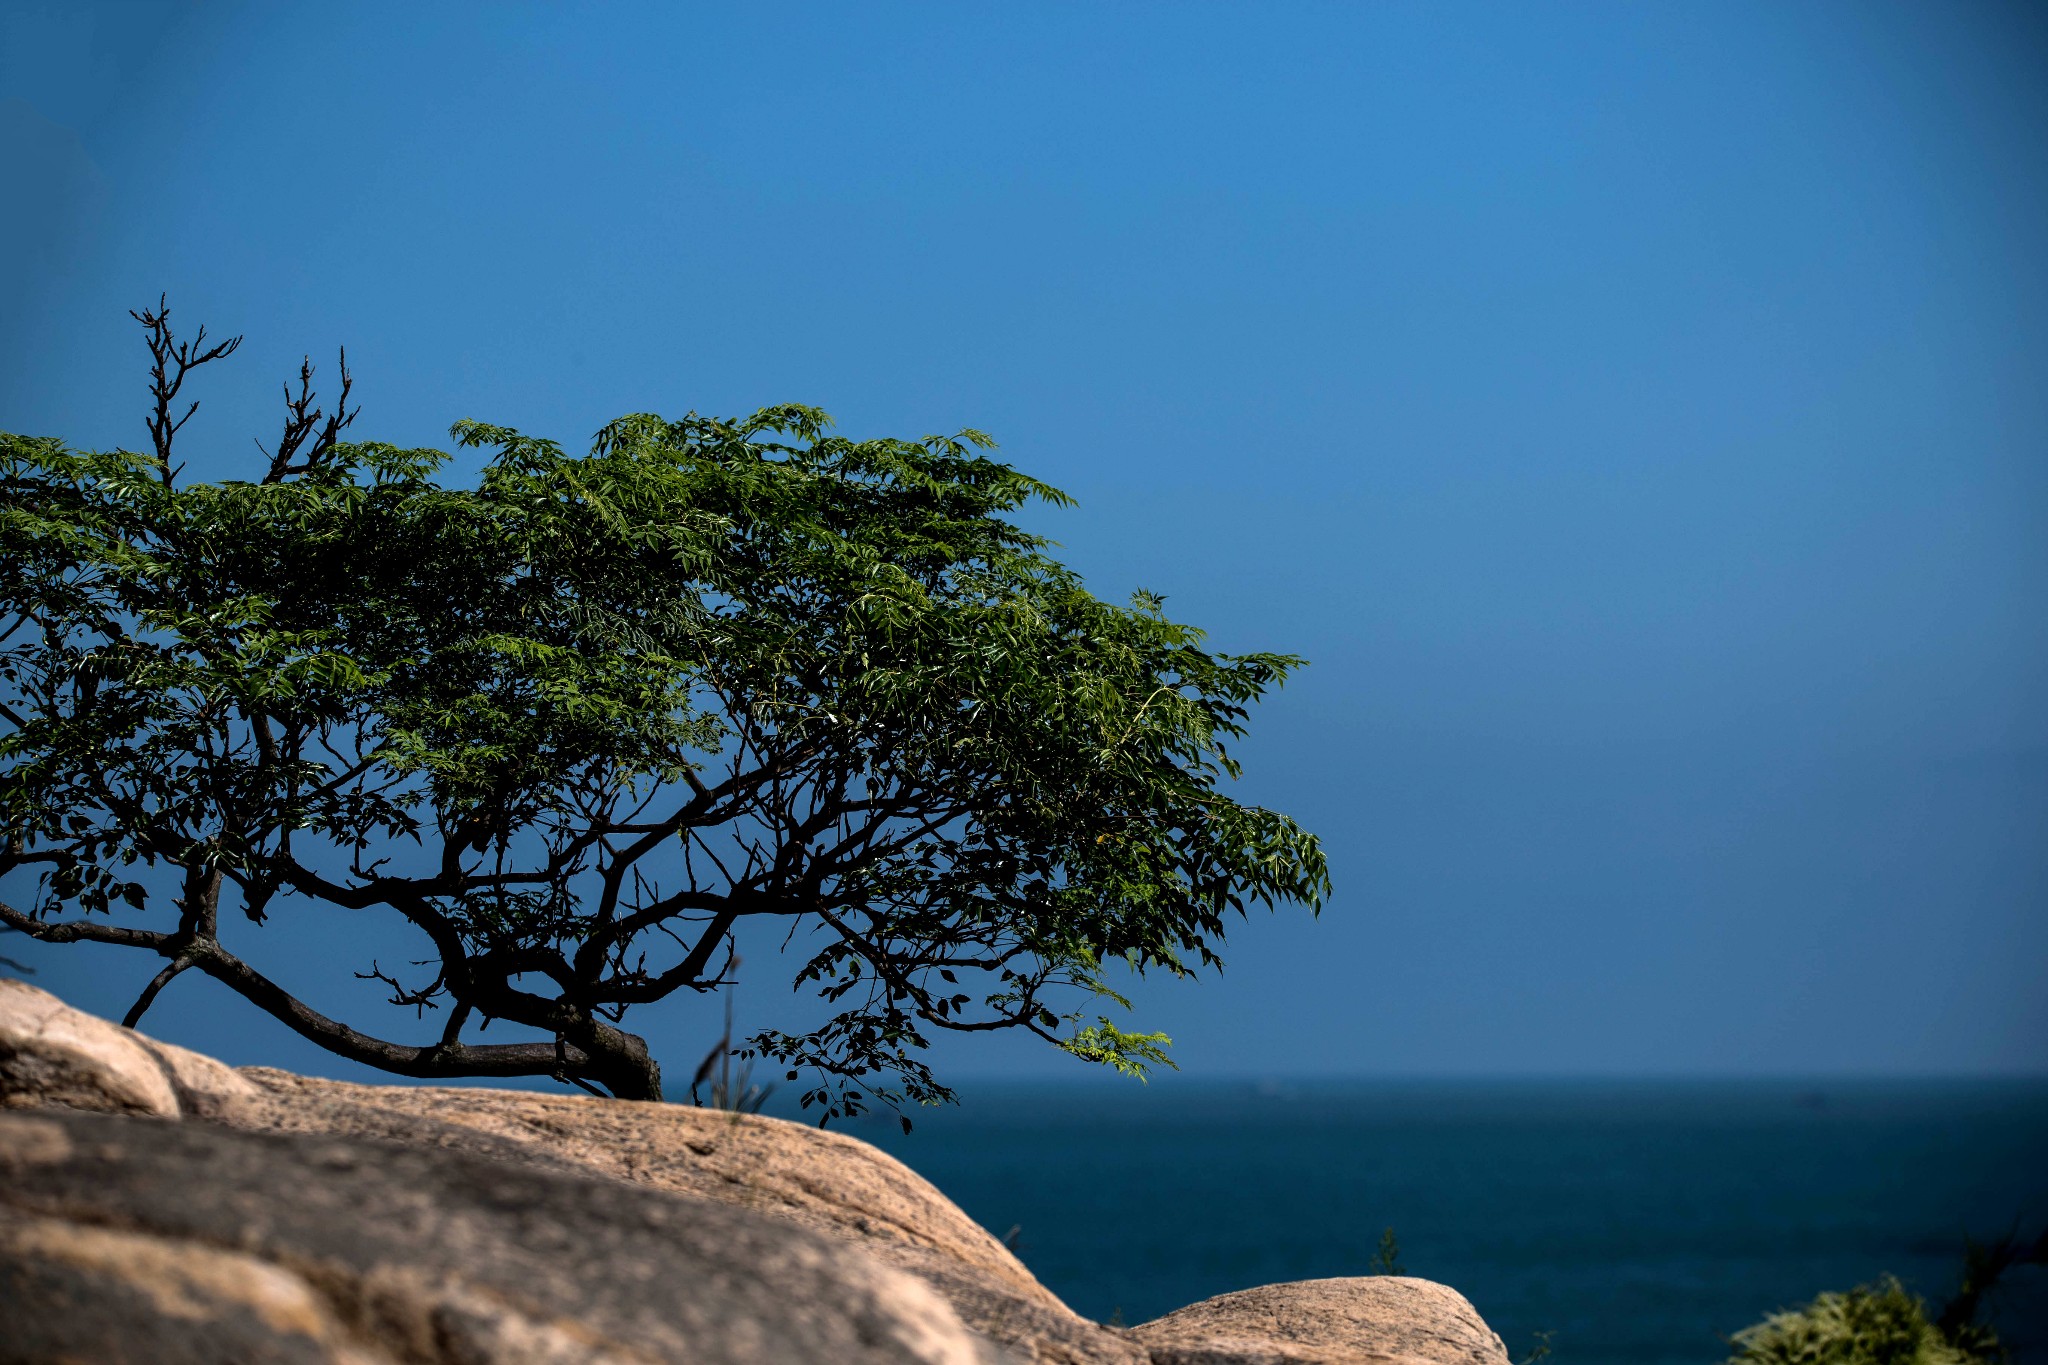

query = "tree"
[[0, 301, 1328, 1116]]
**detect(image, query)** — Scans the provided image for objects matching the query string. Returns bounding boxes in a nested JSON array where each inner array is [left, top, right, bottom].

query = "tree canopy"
[[0, 303, 1327, 1116]]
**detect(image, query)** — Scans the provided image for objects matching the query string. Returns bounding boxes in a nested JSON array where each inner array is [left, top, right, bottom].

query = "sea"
[[818, 1079, 2048, 1365]]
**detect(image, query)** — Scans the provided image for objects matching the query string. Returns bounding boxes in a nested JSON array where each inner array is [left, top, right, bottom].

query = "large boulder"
[[0, 978, 1514, 1365], [217, 1068, 1144, 1365], [1132, 1279, 1511, 1365], [0, 975, 255, 1117], [0, 1107, 997, 1365]]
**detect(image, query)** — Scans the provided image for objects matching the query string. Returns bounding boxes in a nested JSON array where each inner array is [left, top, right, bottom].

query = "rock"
[[0, 975, 255, 1118], [0, 979, 1126, 1363], [231, 1067, 1056, 1299], [0, 1107, 1001, 1365], [1131, 1278, 1511, 1365], [224, 1072, 1155, 1358], [219, 1068, 1148, 1365], [0, 979, 1517, 1365]]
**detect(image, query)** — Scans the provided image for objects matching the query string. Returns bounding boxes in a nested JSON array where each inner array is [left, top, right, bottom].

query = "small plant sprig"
[[1370, 1226, 1405, 1276], [689, 985, 775, 1120]]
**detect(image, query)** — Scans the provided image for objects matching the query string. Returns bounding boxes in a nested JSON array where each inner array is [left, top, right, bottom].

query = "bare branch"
[[599, 904, 743, 1004], [122, 952, 196, 1028], [1, 899, 175, 953], [129, 295, 243, 482], [259, 350, 358, 483]]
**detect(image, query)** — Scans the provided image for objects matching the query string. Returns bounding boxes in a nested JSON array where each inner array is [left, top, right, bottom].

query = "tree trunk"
[[573, 1018, 664, 1101]]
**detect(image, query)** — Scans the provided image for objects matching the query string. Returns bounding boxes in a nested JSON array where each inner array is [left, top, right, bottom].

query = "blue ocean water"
[[831, 1080, 2048, 1365]]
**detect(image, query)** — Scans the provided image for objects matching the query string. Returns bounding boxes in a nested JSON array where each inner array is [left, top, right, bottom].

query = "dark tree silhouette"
[[0, 302, 1327, 1116]]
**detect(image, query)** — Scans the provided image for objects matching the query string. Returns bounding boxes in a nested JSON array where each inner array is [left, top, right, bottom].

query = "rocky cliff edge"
[[0, 977, 1510, 1365]]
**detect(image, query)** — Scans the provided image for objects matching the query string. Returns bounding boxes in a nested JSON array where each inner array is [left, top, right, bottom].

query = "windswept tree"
[[0, 302, 1327, 1117]]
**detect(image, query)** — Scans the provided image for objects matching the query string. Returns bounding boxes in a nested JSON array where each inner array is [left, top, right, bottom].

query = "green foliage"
[[1728, 1278, 1982, 1365], [1727, 1227, 2045, 1365], [0, 303, 1329, 1114], [1370, 1226, 1405, 1276], [1056, 1017, 1176, 1079]]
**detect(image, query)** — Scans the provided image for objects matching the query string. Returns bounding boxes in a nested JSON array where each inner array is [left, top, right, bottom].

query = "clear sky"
[[3, 1, 2043, 1084]]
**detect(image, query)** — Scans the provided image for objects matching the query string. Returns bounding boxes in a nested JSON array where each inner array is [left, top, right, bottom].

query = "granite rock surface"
[[0, 978, 1512, 1365], [1132, 1278, 1513, 1365], [0, 1107, 996, 1365]]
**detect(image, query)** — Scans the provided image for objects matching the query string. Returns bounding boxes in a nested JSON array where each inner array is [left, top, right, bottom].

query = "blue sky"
[[2, 1, 2043, 1084]]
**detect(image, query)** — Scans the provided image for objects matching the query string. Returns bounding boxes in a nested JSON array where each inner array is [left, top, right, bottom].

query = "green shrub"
[[1727, 1277, 1982, 1365]]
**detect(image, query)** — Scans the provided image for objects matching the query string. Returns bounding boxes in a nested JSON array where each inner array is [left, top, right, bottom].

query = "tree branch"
[[122, 952, 196, 1028], [259, 350, 358, 483], [598, 904, 742, 1004], [0, 900, 175, 952], [185, 934, 599, 1082], [129, 295, 242, 482]]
